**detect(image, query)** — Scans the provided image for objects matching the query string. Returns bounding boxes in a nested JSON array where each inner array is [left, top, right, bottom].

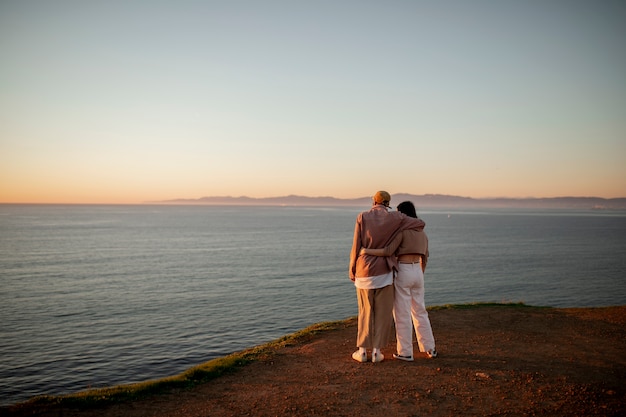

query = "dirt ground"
[[3, 305, 625, 417]]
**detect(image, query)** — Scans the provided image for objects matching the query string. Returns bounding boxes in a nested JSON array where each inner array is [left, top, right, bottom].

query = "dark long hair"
[[397, 201, 417, 218]]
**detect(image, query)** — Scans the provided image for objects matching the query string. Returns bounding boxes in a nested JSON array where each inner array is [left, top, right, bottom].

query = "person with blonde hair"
[[349, 192, 425, 363]]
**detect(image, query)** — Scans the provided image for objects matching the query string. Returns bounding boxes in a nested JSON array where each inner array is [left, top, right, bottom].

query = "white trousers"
[[393, 263, 435, 356]]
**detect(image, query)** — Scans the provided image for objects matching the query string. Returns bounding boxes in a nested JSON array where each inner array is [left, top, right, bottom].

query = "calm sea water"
[[1, 205, 625, 405]]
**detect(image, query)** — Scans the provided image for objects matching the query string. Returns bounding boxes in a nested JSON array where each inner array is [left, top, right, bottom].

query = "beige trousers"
[[355, 284, 394, 349]]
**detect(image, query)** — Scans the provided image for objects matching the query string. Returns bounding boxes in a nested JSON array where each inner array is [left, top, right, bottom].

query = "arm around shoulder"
[[398, 212, 425, 231]]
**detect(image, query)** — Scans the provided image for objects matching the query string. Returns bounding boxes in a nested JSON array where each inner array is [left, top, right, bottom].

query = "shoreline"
[[3, 303, 626, 416]]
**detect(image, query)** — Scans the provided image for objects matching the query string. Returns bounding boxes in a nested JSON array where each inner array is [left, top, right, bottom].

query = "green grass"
[[18, 317, 356, 409], [427, 301, 538, 311], [14, 302, 532, 409]]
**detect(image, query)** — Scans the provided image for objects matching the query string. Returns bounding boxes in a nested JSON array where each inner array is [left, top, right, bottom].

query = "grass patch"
[[17, 317, 356, 409], [427, 301, 535, 311]]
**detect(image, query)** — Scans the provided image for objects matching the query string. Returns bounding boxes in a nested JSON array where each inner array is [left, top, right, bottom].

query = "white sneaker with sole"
[[372, 352, 384, 363], [352, 350, 367, 363], [393, 354, 414, 362]]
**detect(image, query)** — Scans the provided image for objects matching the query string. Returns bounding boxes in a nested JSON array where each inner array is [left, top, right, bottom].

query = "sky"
[[1, 0, 625, 204]]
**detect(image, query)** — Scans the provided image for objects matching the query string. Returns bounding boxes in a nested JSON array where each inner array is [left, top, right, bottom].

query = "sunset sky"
[[1, 0, 625, 204]]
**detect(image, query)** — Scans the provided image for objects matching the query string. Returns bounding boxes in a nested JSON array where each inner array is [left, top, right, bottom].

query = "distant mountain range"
[[155, 194, 626, 210]]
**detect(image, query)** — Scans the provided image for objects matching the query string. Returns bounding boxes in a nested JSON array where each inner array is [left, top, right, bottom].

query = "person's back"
[[396, 229, 428, 255], [350, 190, 425, 281], [350, 204, 423, 279], [359, 200, 437, 360], [348, 191, 426, 364]]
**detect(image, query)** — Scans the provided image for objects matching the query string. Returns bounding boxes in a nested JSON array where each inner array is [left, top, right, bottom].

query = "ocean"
[[1, 204, 625, 405]]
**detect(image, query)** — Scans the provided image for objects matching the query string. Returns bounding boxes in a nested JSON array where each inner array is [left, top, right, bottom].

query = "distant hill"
[[154, 194, 626, 210]]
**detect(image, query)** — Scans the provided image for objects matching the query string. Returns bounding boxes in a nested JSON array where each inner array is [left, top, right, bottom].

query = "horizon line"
[[2, 193, 626, 206]]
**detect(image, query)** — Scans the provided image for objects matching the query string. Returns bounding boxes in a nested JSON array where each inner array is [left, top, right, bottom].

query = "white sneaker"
[[352, 350, 367, 363], [372, 351, 384, 363], [393, 353, 414, 362], [426, 349, 438, 358]]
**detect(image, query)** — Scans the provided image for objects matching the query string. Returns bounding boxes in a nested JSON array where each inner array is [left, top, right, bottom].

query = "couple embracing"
[[349, 191, 437, 363]]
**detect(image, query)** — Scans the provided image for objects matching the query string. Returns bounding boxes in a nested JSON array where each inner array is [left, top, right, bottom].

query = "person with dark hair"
[[349, 192, 426, 363], [360, 200, 437, 360]]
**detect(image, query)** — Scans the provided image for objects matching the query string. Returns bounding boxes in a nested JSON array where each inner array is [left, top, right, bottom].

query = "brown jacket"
[[349, 205, 425, 280]]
